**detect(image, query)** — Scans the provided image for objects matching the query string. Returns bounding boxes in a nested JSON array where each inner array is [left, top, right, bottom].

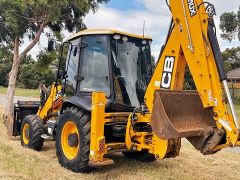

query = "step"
[[88, 158, 114, 167]]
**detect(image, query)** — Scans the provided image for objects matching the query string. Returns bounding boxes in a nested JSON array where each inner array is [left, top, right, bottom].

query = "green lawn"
[[0, 86, 39, 98]]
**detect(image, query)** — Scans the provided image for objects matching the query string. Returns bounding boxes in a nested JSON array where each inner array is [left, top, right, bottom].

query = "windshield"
[[79, 35, 110, 96], [111, 36, 152, 107]]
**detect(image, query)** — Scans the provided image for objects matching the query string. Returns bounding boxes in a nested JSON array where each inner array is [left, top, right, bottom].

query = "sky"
[[23, 0, 240, 59]]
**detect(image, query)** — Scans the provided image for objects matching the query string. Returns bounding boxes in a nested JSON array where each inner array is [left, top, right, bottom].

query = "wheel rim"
[[61, 121, 79, 160], [22, 124, 30, 145]]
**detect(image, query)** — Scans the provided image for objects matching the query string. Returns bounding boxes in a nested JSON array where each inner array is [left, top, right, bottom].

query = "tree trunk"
[[3, 37, 20, 137], [3, 21, 49, 137]]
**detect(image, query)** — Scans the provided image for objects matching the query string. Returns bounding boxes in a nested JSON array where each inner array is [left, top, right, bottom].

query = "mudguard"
[[62, 95, 92, 112]]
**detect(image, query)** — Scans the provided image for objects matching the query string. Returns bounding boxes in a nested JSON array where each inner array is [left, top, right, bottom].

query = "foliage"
[[151, 55, 156, 71], [0, 46, 12, 86], [19, 62, 55, 89], [35, 50, 58, 71], [219, 8, 240, 42], [0, 0, 109, 45], [222, 47, 240, 72], [0, 63, 11, 87], [0, 47, 56, 89], [184, 66, 196, 90]]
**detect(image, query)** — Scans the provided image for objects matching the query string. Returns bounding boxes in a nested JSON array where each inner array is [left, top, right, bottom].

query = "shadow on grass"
[[89, 153, 175, 176], [38, 139, 174, 175]]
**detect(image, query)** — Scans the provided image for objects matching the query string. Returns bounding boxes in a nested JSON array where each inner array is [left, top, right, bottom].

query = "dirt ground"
[[0, 105, 240, 180]]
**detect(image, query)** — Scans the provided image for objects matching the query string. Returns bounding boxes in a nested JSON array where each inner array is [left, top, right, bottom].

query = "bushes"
[[0, 63, 12, 87], [0, 49, 56, 89], [0, 60, 55, 89], [19, 63, 55, 89]]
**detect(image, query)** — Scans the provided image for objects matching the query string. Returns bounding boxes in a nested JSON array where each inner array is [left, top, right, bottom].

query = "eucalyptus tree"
[[0, 0, 108, 136], [219, 8, 240, 42]]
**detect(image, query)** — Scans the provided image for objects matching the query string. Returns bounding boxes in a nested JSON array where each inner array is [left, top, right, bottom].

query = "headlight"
[[122, 36, 128, 42], [142, 40, 147, 45], [113, 34, 121, 40]]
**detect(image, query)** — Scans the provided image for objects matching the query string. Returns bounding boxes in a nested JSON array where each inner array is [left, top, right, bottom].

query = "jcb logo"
[[161, 56, 175, 89], [187, 0, 197, 17]]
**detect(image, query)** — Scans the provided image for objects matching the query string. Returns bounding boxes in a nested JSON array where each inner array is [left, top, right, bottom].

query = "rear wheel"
[[122, 151, 156, 162], [20, 115, 45, 151], [55, 107, 93, 172]]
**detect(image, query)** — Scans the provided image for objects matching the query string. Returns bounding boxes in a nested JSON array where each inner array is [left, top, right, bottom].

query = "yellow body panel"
[[125, 114, 170, 159], [90, 92, 107, 162], [37, 83, 62, 121]]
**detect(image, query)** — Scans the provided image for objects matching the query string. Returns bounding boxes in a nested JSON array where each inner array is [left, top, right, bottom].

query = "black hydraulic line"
[[165, 0, 171, 11], [207, 19, 227, 81]]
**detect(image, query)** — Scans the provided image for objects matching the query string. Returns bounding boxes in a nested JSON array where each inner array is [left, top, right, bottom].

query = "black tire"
[[20, 115, 45, 151], [122, 151, 156, 162], [55, 107, 93, 173]]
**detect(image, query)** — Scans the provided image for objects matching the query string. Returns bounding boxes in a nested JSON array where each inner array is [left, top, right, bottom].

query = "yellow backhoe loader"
[[10, 0, 240, 172]]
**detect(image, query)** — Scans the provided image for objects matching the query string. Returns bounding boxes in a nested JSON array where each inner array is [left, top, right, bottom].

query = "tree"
[[219, 8, 240, 71], [19, 63, 55, 89], [222, 47, 240, 72], [18, 50, 56, 89], [0, 0, 108, 136], [219, 7, 240, 42], [0, 45, 13, 87]]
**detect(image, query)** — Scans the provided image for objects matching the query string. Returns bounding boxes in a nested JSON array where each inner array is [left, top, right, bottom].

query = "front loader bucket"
[[151, 90, 215, 140]]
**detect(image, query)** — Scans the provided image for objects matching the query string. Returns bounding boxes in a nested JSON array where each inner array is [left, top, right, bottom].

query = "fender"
[[62, 95, 92, 112]]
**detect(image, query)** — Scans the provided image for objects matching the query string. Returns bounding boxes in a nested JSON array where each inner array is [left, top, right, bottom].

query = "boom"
[[144, 0, 240, 152]]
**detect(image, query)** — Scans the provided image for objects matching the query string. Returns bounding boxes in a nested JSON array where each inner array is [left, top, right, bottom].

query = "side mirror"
[[48, 39, 55, 51]]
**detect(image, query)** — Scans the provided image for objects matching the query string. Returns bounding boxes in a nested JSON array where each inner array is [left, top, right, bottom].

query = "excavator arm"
[[144, 0, 240, 154]]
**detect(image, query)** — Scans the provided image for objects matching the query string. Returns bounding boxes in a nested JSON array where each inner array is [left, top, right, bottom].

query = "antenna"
[[143, 20, 146, 38]]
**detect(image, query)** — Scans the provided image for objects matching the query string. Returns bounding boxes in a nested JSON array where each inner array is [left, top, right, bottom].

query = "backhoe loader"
[[10, 0, 240, 172]]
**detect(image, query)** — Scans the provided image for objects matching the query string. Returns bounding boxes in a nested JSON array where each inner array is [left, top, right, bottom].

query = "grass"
[[0, 106, 240, 179], [0, 86, 39, 98]]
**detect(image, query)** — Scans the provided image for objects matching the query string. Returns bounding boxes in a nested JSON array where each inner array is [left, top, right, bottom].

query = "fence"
[[228, 82, 240, 105]]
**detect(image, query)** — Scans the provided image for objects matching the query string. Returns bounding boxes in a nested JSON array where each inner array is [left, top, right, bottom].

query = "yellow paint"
[[22, 123, 30, 145], [61, 121, 79, 160], [37, 83, 62, 121], [125, 114, 170, 159], [67, 29, 152, 42], [90, 92, 107, 162]]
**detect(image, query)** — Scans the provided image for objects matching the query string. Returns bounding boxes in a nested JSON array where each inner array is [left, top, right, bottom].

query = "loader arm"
[[37, 83, 62, 121], [145, 0, 240, 152]]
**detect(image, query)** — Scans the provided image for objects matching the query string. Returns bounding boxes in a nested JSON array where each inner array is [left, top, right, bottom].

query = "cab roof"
[[67, 29, 152, 41]]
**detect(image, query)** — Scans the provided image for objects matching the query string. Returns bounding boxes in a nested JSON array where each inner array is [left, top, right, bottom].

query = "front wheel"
[[55, 107, 93, 172], [20, 115, 45, 151]]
